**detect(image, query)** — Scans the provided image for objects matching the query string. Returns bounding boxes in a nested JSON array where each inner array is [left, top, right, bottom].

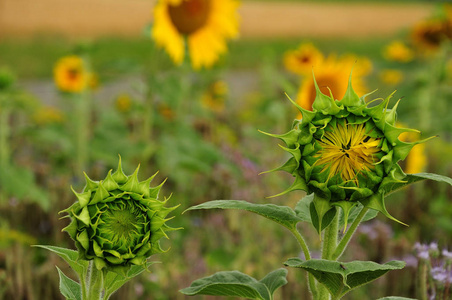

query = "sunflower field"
[[0, 1, 452, 299]]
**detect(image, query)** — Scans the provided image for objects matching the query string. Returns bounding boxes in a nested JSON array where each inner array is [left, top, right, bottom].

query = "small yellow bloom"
[[383, 41, 414, 63], [53, 56, 89, 93], [283, 43, 324, 75], [115, 94, 132, 112], [379, 69, 404, 85], [152, 0, 240, 69], [296, 54, 371, 114], [201, 80, 228, 113], [33, 106, 65, 125]]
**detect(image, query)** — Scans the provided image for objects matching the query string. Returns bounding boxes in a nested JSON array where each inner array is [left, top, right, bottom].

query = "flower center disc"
[[315, 122, 381, 183], [100, 203, 146, 249], [168, 0, 211, 35]]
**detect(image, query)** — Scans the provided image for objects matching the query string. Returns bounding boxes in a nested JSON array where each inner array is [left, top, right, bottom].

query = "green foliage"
[[284, 258, 405, 299], [185, 200, 303, 231], [180, 269, 288, 300], [56, 267, 81, 300]]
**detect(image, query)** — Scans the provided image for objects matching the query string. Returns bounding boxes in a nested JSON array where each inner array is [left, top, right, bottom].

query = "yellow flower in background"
[[398, 123, 427, 174], [33, 106, 65, 125], [53, 56, 89, 93], [152, 0, 240, 69], [383, 41, 414, 62], [158, 103, 175, 120], [379, 69, 404, 85], [411, 18, 452, 52], [201, 80, 228, 112], [296, 54, 371, 113], [115, 94, 132, 113], [283, 43, 324, 75]]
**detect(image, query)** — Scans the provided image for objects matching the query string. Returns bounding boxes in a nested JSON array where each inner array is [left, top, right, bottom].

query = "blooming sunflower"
[[383, 41, 414, 63], [283, 43, 324, 75], [54, 55, 89, 93], [295, 54, 372, 113], [264, 73, 433, 227], [152, 0, 240, 69], [411, 18, 452, 52]]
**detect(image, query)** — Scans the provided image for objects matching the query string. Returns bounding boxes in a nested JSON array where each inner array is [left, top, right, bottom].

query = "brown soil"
[[0, 0, 433, 38]]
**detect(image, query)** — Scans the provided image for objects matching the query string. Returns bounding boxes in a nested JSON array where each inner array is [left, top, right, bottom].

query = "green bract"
[[264, 74, 433, 225], [61, 158, 178, 272]]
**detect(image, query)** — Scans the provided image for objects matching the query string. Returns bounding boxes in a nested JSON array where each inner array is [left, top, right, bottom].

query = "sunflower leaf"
[[104, 261, 158, 299], [284, 258, 405, 299], [185, 200, 303, 231], [180, 269, 288, 300], [56, 266, 82, 300], [381, 172, 452, 196], [33, 245, 89, 279]]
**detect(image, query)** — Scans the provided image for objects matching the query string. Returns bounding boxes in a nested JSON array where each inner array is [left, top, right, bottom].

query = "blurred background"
[[0, 0, 451, 299]]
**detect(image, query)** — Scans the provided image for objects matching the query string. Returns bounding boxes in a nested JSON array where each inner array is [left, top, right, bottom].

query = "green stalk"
[[418, 260, 428, 300], [321, 208, 339, 260], [85, 261, 105, 300], [74, 92, 90, 176], [0, 106, 10, 167], [316, 208, 339, 300], [291, 228, 317, 298], [331, 206, 369, 261]]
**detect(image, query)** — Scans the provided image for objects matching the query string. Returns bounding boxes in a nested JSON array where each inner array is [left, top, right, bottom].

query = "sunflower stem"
[[331, 206, 369, 261], [0, 106, 10, 168], [291, 227, 317, 297], [74, 91, 90, 176], [86, 261, 105, 300]]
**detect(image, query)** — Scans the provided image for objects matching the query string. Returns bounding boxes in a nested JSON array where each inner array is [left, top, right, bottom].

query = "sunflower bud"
[[61, 158, 178, 271], [264, 73, 433, 225]]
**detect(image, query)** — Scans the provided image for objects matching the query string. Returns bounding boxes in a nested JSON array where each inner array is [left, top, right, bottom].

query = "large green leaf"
[[33, 245, 89, 279], [185, 200, 302, 230], [284, 258, 405, 298], [180, 269, 288, 300], [294, 193, 314, 223], [56, 267, 81, 300], [381, 173, 452, 195], [103, 262, 158, 299], [377, 297, 416, 300]]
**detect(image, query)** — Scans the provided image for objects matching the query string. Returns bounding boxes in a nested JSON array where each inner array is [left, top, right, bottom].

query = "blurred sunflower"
[[411, 10, 452, 52], [379, 69, 404, 85], [53, 55, 89, 93], [296, 54, 372, 113], [152, 0, 240, 69], [283, 43, 324, 75], [383, 40, 414, 62], [201, 80, 228, 112], [33, 106, 65, 125], [398, 123, 427, 174], [115, 94, 133, 113]]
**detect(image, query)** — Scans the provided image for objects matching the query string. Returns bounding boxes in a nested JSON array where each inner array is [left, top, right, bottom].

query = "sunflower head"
[[152, 0, 239, 69], [61, 158, 179, 272], [264, 72, 433, 225], [54, 56, 89, 93], [383, 41, 414, 63], [283, 43, 324, 75]]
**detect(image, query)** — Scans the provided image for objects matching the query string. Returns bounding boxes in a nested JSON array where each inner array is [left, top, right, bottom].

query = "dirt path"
[[0, 0, 433, 39]]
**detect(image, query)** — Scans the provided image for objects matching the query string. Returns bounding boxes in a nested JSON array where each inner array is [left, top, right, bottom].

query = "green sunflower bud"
[[61, 158, 179, 272], [264, 73, 434, 226]]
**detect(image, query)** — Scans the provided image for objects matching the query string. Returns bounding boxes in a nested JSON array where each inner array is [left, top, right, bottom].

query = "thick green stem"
[[331, 206, 369, 261], [322, 207, 339, 260], [316, 208, 339, 300], [291, 228, 317, 298], [0, 106, 10, 167], [75, 92, 90, 176], [418, 260, 428, 300], [85, 261, 104, 300]]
